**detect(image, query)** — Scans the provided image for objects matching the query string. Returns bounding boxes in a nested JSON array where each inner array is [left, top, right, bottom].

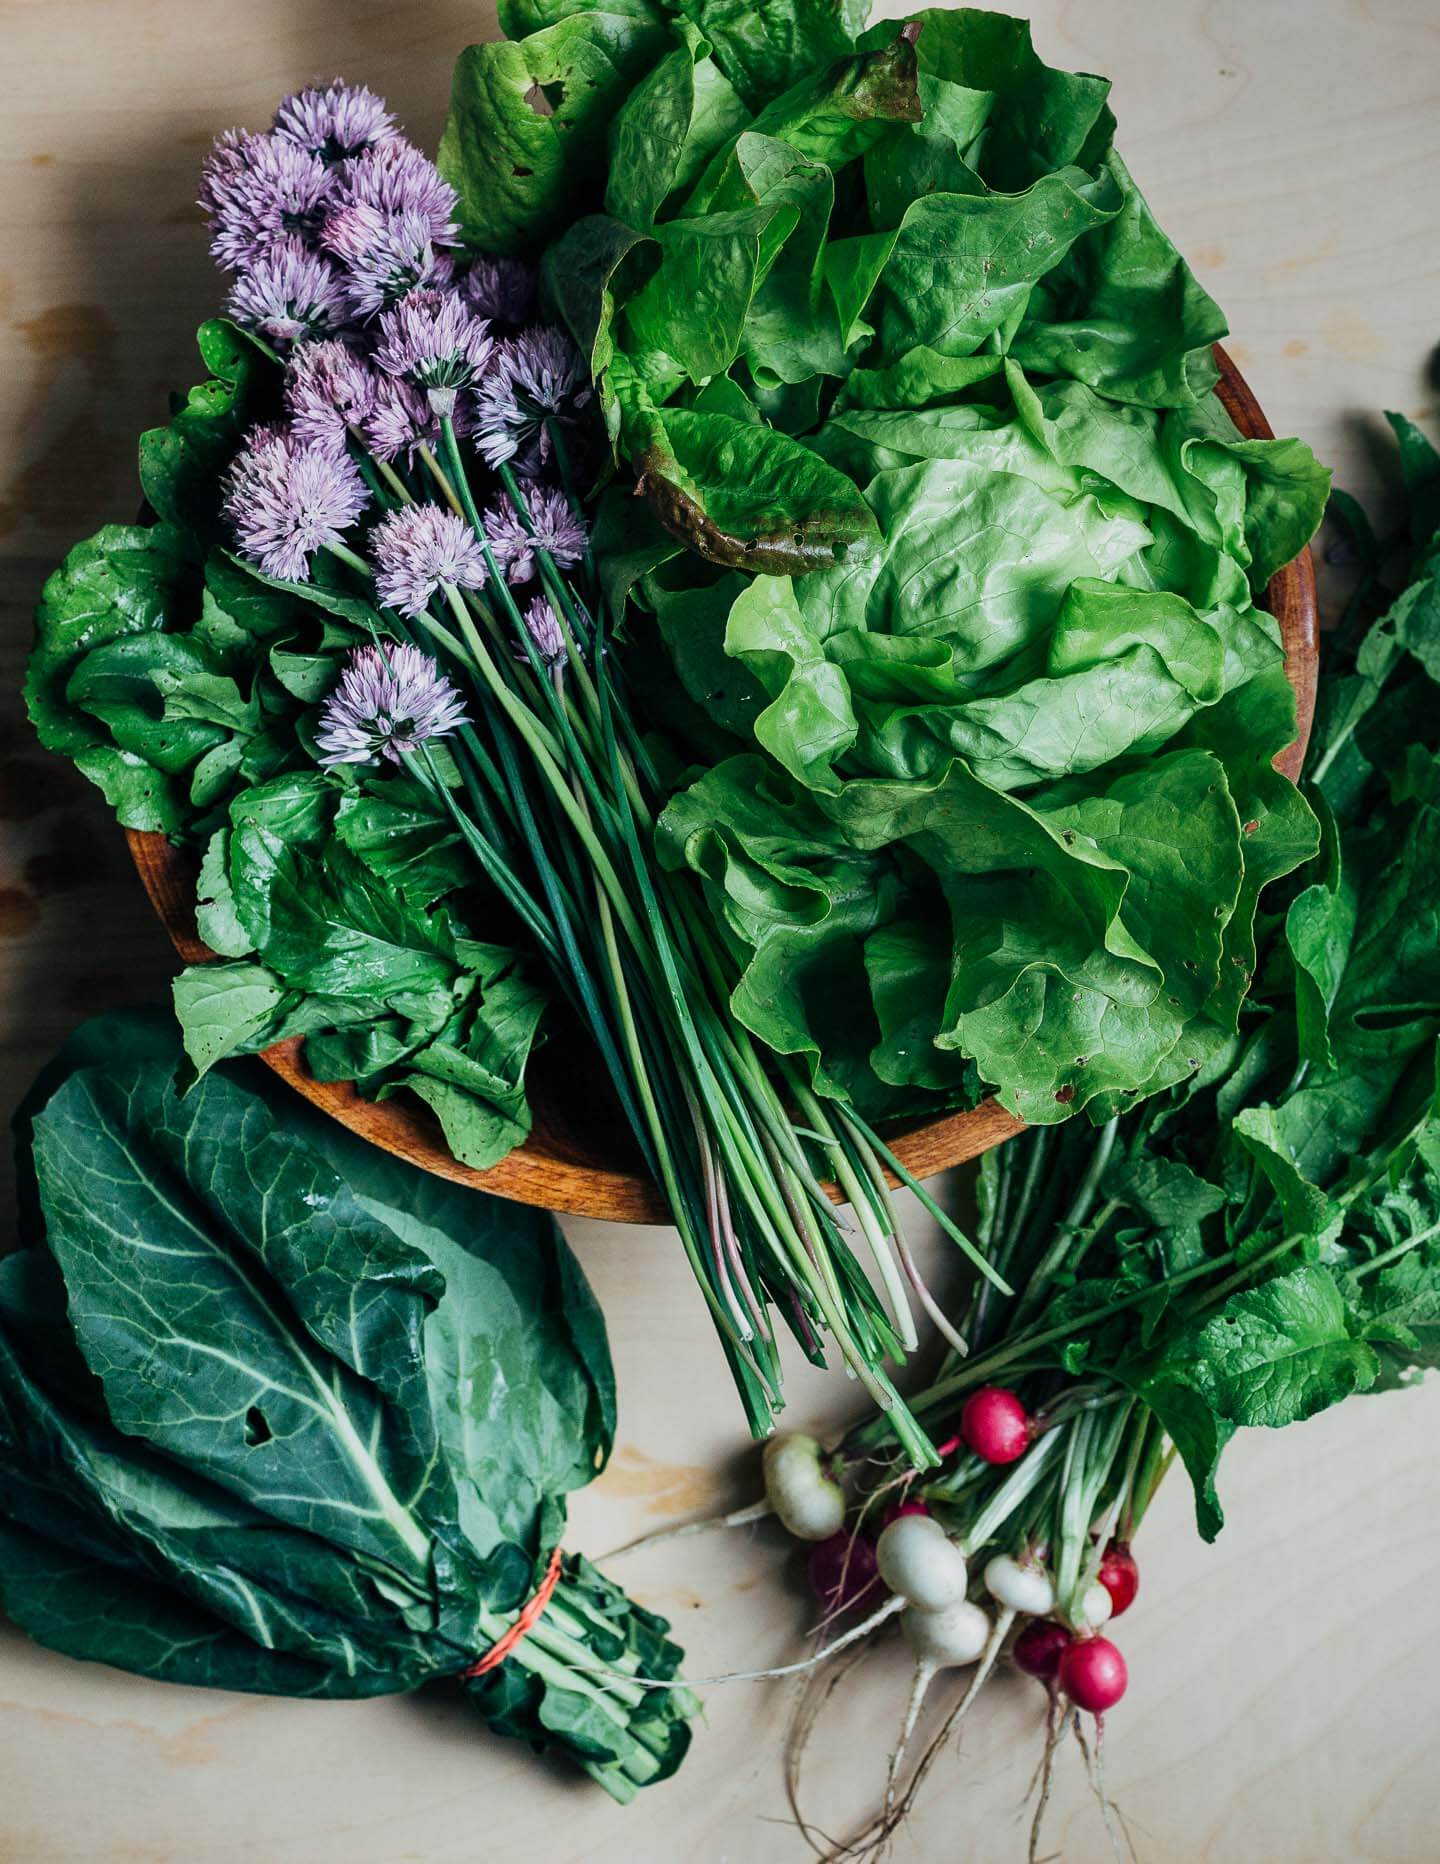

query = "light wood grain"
[[2, 3, 1439, 1860]]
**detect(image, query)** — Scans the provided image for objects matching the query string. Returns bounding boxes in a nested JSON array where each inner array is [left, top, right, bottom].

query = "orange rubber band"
[[460, 1546, 564, 1678]]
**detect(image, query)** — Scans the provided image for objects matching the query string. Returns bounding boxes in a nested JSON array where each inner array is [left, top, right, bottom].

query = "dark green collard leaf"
[[440, 14, 669, 254], [1164, 1265, 1379, 1428], [0, 1012, 690, 1789], [627, 401, 881, 571], [30, 1058, 450, 1573]]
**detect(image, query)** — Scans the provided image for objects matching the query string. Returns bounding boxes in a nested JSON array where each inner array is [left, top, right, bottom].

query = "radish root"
[[826, 1606, 1017, 1860], [575, 1591, 905, 1690], [600, 1495, 772, 1560], [1026, 1685, 1065, 1864]]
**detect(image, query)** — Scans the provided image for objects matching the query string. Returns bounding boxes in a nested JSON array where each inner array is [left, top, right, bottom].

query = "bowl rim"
[[125, 343, 1319, 1224]]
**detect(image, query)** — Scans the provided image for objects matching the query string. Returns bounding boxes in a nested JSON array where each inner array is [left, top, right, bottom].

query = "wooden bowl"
[[127, 344, 1318, 1223]]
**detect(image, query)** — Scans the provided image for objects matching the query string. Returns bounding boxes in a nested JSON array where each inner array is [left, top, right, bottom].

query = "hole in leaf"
[[244, 1406, 273, 1447], [513, 164, 534, 178]]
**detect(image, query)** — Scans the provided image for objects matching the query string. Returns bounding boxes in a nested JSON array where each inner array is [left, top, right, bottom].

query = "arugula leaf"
[[1163, 1266, 1379, 1428]]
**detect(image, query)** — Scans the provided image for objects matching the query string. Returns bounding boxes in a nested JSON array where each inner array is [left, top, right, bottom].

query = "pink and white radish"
[[1097, 1540, 1139, 1616], [875, 1512, 967, 1609], [807, 1532, 881, 1615], [959, 1386, 1032, 1464], [1013, 1618, 1071, 1682], [1071, 1581, 1114, 1630], [762, 1432, 845, 1542], [1058, 1634, 1128, 1714], [983, 1552, 1056, 1616]]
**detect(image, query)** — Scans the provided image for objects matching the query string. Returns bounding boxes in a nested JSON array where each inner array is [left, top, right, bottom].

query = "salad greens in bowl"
[[29, 1, 1329, 1437]]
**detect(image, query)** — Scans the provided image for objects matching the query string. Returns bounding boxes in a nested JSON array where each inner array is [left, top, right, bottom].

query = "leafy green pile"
[[0, 1010, 694, 1798], [441, 1, 1331, 1125], [850, 407, 1440, 1547], [25, 324, 546, 1169]]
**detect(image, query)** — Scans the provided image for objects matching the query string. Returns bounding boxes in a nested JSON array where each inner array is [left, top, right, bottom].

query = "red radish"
[[1058, 1635, 1128, 1713], [807, 1532, 881, 1614], [1097, 1541, 1140, 1617], [959, 1387, 1031, 1464], [882, 1496, 931, 1525], [1012, 1619, 1071, 1681]]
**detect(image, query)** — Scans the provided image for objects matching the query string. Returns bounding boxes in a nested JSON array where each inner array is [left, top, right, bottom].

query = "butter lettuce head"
[[435, 1, 1333, 1124]]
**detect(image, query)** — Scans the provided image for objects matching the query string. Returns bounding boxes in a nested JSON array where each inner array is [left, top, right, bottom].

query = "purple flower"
[[482, 484, 587, 585], [333, 140, 458, 245], [315, 643, 467, 767], [474, 325, 590, 470], [522, 597, 567, 668], [361, 374, 475, 466], [463, 255, 538, 329], [199, 130, 334, 272], [223, 426, 369, 582], [226, 237, 351, 346], [373, 288, 494, 417], [273, 81, 399, 164], [369, 504, 489, 616], [321, 204, 455, 318], [285, 339, 377, 452]]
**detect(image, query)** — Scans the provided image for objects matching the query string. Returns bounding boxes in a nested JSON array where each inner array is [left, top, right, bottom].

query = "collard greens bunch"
[[0, 1012, 694, 1797]]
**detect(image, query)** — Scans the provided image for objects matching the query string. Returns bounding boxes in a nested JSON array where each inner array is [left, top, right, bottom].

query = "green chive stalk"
[[333, 417, 1010, 1461]]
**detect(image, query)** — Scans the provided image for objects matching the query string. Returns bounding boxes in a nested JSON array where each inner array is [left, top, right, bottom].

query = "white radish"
[[884, 1598, 996, 1826], [902, 1597, 991, 1666], [876, 1514, 968, 1610], [1073, 1581, 1114, 1630], [761, 1433, 845, 1542], [983, 1553, 1056, 1617]]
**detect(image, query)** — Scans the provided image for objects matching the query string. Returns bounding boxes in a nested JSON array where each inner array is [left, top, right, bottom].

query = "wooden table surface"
[[3, 3, 1440, 1858]]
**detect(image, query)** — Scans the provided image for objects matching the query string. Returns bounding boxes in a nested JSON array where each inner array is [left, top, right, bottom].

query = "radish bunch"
[[763, 1399, 1136, 1702]]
